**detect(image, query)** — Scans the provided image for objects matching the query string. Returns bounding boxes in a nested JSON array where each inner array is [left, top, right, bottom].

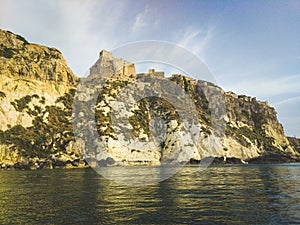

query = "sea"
[[0, 164, 299, 224]]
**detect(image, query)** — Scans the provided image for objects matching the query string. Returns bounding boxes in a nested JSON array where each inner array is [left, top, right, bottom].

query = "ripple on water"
[[0, 164, 299, 224]]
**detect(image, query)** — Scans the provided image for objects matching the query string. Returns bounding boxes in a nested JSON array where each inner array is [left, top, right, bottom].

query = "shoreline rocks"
[[189, 154, 300, 165], [0, 157, 89, 170], [246, 152, 300, 164], [2, 154, 300, 171], [189, 157, 244, 165]]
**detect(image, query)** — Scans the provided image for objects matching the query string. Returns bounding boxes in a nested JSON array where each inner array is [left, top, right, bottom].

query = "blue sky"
[[1, 0, 300, 136]]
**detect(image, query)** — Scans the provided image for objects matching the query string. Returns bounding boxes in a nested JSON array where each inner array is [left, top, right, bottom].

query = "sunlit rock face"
[[74, 50, 299, 166], [288, 137, 300, 155], [0, 29, 79, 131], [0, 29, 80, 167], [0, 29, 78, 84], [0, 29, 299, 169]]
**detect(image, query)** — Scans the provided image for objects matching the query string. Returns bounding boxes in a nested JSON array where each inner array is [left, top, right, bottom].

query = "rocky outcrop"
[[287, 137, 300, 155], [0, 29, 78, 84], [222, 92, 296, 161], [0, 29, 79, 131], [0, 29, 84, 168], [0, 30, 299, 169], [73, 50, 300, 166], [1, 154, 88, 170], [247, 152, 300, 164]]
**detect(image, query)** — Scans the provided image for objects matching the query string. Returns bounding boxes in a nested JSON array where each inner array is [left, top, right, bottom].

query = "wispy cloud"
[[224, 73, 300, 100], [273, 96, 300, 106], [132, 5, 149, 31], [177, 29, 202, 47], [131, 5, 160, 32], [175, 26, 215, 56], [0, 0, 134, 76]]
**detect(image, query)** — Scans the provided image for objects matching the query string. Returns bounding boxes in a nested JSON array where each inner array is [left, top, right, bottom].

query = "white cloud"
[[175, 26, 214, 56], [0, 0, 133, 76], [132, 5, 149, 32], [177, 29, 201, 47], [131, 5, 160, 33]]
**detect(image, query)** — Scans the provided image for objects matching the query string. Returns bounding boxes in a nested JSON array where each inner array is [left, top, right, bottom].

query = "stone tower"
[[89, 50, 136, 79]]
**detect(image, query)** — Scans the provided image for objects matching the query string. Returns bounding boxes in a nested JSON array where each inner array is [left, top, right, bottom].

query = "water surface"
[[0, 164, 299, 224]]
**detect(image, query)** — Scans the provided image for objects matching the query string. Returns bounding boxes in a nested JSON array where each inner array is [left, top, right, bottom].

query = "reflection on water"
[[95, 165, 183, 186], [0, 164, 299, 224]]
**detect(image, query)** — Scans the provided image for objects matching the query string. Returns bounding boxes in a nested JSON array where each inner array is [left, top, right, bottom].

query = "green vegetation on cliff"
[[0, 89, 75, 158]]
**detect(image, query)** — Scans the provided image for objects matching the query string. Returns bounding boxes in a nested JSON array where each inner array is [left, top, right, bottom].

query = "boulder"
[[97, 157, 116, 167], [42, 160, 53, 169], [226, 157, 243, 164], [53, 159, 66, 168], [247, 152, 299, 164], [13, 160, 30, 170]]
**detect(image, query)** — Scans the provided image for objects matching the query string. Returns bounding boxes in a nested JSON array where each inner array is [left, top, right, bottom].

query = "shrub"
[[0, 91, 6, 99], [0, 46, 15, 58], [15, 34, 29, 45], [11, 95, 33, 112]]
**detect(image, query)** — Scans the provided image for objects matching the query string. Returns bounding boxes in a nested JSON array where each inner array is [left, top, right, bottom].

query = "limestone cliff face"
[[288, 137, 300, 155], [0, 29, 78, 131], [73, 51, 299, 166], [0, 30, 299, 168], [0, 29, 78, 84], [0, 30, 81, 168], [223, 92, 295, 159]]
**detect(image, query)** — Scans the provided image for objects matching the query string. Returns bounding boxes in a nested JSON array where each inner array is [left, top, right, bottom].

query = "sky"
[[0, 0, 300, 136]]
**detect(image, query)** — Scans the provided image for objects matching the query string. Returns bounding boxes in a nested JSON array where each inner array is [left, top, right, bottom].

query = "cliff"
[[0, 29, 83, 169], [287, 137, 300, 155], [0, 30, 299, 169], [0, 29, 78, 84], [73, 50, 299, 166]]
